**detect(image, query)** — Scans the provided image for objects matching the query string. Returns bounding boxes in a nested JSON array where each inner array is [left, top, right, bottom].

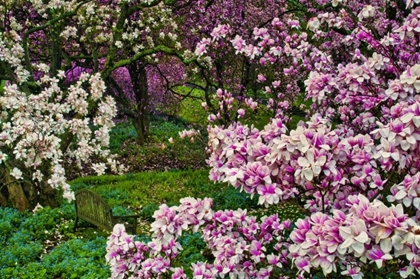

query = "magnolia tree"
[[177, 0, 311, 126], [107, 0, 420, 278], [101, 2, 188, 144], [5, 0, 200, 145], [0, 0, 206, 210], [0, 1, 124, 211]]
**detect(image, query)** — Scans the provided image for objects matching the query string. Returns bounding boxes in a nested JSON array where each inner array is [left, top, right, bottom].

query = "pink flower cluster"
[[106, 197, 294, 278], [290, 194, 420, 277], [206, 89, 238, 123], [106, 197, 213, 278], [199, 3, 420, 276], [208, 115, 372, 212], [178, 129, 200, 142]]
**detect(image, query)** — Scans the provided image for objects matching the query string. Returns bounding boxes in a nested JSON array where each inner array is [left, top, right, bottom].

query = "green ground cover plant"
[[0, 168, 304, 279], [0, 205, 109, 279]]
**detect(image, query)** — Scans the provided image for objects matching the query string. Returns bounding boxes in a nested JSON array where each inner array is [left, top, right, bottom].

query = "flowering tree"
[[179, 0, 308, 125], [0, 1, 124, 211], [107, 197, 296, 278], [109, 56, 188, 143], [107, 0, 420, 278], [0, 0, 210, 210], [100, 1, 191, 144]]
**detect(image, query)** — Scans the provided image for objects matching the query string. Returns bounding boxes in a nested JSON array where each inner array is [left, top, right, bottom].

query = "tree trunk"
[[36, 182, 60, 209], [128, 61, 150, 145], [0, 166, 30, 212], [49, 10, 62, 77], [0, 166, 60, 212], [132, 115, 148, 145]]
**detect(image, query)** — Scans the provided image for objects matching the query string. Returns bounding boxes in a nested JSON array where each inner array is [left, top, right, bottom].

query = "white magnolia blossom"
[[0, 25, 120, 200], [11, 167, 23, 180]]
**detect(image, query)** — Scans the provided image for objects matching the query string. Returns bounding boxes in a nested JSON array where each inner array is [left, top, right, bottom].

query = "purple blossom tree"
[[107, 0, 420, 278]]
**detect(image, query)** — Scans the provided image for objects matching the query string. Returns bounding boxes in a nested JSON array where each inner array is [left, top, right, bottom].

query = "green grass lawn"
[[70, 169, 226, 209], [174, 85, 209, 124]]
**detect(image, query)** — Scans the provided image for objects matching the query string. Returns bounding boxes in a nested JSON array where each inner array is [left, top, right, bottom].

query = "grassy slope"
[[175, 86, 209, 124], [70, 169, 226, 209]]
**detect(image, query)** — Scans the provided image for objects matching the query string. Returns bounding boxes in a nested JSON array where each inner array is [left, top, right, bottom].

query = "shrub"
[[0, 241, 43, 268], [20, 205, 75, 241], [0, 207, 24, 244]]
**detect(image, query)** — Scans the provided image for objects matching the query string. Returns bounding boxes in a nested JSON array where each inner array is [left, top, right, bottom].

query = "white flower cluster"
[[0, 33, 30, 84], [0, 65, 120, 200]]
